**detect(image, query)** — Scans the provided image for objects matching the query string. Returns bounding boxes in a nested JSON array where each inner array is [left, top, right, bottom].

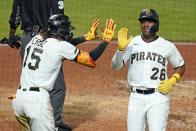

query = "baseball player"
[[12, 14, 116, 131], [9, 0, 100, 130], [111, 9, 185, 131]]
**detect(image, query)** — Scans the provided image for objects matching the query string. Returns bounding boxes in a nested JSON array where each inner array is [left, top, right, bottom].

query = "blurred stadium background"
[[0, 0, 196, 41]]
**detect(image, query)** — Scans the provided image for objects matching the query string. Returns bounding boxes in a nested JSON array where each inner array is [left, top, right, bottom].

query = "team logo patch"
[[58, 1, 64, 9], [146, 9, 150, 14]]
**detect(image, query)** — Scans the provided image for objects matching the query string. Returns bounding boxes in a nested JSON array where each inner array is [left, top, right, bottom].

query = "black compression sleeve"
[[89, 42, 108, 61], [71, 36, 86, 46]]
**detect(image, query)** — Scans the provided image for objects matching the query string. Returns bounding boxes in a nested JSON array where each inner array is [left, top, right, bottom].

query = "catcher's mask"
[[138, 9, 159, 34], [47, 14, 75, 42]]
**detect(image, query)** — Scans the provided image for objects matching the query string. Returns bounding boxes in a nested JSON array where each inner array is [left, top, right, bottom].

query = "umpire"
[[8, 0, 77, 130]]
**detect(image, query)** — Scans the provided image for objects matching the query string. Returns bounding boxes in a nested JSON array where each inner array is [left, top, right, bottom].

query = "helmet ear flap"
[[149, 21, 159, 34], [64, 32, 73, 42]]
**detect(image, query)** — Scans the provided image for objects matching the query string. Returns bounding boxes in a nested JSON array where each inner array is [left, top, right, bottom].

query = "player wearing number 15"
[[12, 14, 116, 131], [111, 9, 185, 131]]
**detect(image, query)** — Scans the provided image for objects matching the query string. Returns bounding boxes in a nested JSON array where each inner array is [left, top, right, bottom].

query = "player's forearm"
[[158, 65, 185, 94], [174, 65, 185, 78], [9, 27, 16, 37], [111, 50, 125, 70], [74, 42, 108, 68], [89, 42, 108, 61], [71, 36, 86, 46]]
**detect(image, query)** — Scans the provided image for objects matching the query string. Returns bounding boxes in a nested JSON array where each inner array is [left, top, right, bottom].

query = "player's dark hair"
[[38, 29, 48, 40]]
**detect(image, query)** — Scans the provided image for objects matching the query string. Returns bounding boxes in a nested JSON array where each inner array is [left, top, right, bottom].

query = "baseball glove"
[[0, 35, 21, 49]]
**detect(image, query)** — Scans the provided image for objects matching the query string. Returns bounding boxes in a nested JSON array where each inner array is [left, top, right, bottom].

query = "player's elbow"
[[76, 51, 96, 68]]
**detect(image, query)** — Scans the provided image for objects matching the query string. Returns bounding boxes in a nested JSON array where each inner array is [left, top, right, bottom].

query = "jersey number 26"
[[151, 67, 166, 81]]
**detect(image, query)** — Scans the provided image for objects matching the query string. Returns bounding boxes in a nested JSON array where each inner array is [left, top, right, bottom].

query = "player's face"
[[140, 19, 155, 38]]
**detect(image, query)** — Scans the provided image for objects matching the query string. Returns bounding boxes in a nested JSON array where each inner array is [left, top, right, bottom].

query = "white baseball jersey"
[[112, 35, 184, 88], [20, 35, 79, 91]]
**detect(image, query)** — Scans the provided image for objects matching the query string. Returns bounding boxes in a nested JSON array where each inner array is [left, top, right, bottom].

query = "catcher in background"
[[12, 14, 116, 131], [111, 9, 185, 131]]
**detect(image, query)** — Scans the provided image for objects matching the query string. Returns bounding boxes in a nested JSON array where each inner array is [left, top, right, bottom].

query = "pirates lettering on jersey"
[[31, 37, 46, 47], [131, 51, 166, 66]]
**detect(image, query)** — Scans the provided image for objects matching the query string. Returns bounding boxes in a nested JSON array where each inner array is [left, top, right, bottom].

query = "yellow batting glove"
[[118, 28, 133, 51], [84, 18, 99, 40], [101, 19, 116, 43], [158, 73, 181, 94]]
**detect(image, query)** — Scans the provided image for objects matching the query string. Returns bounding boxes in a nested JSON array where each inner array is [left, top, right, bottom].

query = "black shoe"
[[56, 123, 72, 131]]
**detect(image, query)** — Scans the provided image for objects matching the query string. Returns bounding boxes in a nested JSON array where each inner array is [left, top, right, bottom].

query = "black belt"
[[19, 86, 40, 92], [131, 88, 155, 94]]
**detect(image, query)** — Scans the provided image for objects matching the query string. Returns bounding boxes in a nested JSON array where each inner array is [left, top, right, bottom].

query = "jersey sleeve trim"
[[173, 64, 185, 69]]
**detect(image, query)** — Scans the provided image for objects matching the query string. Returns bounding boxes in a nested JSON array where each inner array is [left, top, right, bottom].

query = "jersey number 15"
[[23, 46, 43, 70]]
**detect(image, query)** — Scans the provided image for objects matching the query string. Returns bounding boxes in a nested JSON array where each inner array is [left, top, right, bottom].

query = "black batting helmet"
[[138, 9, 159, 33], [47, 14, 75, 41], [138, 9, 159, 22]]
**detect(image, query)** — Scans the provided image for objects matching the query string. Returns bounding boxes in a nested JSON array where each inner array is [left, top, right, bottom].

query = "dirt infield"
[[0, 41, 196, 131]]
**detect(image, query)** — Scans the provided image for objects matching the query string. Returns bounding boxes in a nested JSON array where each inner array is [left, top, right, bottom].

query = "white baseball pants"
[[127, 91, 169, 131], [12, 87, 55, 131]]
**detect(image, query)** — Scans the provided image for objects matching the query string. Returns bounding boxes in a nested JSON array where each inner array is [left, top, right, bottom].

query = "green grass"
[[1, 0, 196, 41]]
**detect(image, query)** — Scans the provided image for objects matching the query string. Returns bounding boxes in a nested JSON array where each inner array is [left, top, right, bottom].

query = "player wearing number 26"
[[111, 9, 185, 131]]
